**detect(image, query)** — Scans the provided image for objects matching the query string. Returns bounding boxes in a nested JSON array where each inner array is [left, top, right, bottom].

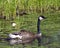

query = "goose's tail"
[[0, 37, 11, 41]]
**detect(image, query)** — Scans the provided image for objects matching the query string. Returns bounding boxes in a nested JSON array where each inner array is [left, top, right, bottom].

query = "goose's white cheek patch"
[[39, 17, 43, 20]]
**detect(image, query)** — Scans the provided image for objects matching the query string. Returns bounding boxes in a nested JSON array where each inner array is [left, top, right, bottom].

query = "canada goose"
[[8, 15, 46, 46]]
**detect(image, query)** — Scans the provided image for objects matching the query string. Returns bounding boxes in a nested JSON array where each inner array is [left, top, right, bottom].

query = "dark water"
[[41, 31, 60, 48]]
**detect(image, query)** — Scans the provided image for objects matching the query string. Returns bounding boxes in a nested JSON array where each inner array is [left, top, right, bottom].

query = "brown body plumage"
[[9, 30, 38, 45]]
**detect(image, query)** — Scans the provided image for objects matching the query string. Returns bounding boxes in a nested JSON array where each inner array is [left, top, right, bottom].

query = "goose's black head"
[[38, 15, 46, 21]]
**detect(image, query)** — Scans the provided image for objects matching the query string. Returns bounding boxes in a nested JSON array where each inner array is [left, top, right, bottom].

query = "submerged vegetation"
[[0, 0, 60, 48]]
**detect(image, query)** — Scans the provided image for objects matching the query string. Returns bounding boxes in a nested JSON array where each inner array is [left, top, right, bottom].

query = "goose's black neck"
[[37, 18, 41, 34]]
